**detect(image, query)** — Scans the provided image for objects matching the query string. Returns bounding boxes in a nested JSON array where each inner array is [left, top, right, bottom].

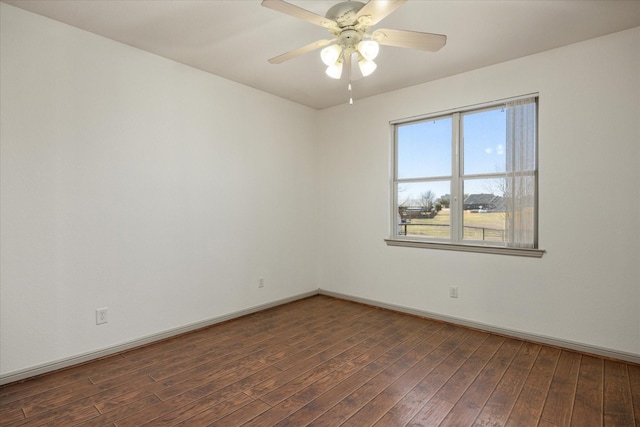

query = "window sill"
[[384, 239, 545, 258]]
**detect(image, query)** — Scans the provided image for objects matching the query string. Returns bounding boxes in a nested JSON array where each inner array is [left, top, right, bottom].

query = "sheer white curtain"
[[505, 97, 537, 248]]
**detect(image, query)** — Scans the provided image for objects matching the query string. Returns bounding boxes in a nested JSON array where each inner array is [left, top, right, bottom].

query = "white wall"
[[318, 27, 640, 358], [2, 2, 638, 381], [0, 4, 319, 377]]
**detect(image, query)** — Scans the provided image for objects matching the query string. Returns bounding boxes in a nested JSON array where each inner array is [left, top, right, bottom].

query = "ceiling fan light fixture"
[[358, 40, 379, 61], [358, 58, 377, 77], [321, 44, 343, 66], [326, 61, 344, 79], [262, 0, 448, 101]]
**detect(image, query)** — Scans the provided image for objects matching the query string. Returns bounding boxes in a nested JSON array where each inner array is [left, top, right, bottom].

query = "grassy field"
[[402, 209, 506, 241]]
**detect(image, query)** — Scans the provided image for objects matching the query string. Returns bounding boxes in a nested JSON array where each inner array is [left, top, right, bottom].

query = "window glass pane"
[[397, 181, 450, 239], [462, 178, 507, 243], [397, 117, 452, 179], [463, 108, 506, 175], [505, 173, 536, 246]]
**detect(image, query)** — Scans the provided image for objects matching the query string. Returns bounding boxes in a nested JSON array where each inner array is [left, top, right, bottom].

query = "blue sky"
[[397, 107, 507, 203]]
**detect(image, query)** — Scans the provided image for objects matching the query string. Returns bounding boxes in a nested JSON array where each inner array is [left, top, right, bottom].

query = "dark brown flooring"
[[1, 295, 639, 426]]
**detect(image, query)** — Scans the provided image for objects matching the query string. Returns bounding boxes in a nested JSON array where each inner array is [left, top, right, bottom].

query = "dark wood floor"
[[1, 295, 639, 426]]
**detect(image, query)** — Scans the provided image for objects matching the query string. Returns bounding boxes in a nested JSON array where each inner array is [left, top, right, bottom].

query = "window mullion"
[[396, 176, 452, 184], [451, 112, 462, 242], [392, 124, 399, 238]]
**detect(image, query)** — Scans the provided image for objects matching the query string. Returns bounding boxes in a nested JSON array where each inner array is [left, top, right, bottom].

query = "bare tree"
[[398, 185, 411, 207], [420, 190, 435, 211]]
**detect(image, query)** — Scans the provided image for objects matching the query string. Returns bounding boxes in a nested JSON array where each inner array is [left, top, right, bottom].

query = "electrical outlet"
[[449, 287, 459, 298], [258, 277, 264, 288], [96, 308, 108, 325]]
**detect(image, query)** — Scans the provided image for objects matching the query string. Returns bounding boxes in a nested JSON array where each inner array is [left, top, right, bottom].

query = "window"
[[387, 96, 543, 257]]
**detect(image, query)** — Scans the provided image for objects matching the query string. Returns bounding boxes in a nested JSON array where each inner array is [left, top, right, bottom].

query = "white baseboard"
[[0, 290, 318, 386], [318, 289, 640, 365]]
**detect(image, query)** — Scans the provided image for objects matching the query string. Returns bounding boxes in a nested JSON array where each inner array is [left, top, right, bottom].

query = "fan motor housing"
[[325, 1, 365, 28], [339, 29, 362, 48]]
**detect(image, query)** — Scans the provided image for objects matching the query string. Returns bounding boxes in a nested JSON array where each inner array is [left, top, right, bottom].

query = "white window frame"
[[385, 95, 544, 258]]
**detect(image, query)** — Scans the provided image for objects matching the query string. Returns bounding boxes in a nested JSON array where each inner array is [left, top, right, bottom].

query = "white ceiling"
[[4, 0, 640, 109]]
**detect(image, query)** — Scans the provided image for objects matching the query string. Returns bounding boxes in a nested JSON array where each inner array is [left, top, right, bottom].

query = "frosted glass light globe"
[[358, 40, 379, 61], [321, 45, 343, 66]]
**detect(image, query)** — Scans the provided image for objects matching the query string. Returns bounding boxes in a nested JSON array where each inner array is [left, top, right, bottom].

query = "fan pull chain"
[[345, 52, 354, 105]]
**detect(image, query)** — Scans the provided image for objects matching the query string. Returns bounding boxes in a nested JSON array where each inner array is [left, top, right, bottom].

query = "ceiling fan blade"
[[372, 28, 447, 51], [268, 39, 334, 64], [261, 0, 338, 31], [356, 0, 407, 26]]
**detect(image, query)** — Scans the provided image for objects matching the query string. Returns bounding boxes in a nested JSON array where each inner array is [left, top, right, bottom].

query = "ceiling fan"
[[261, 0, 447, 87]]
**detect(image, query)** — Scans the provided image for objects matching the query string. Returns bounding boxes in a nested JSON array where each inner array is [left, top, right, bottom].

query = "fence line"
[[398, 223, 505, 241]]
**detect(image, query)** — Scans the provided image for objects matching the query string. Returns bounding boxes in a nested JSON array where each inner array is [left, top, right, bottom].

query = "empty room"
[[1, 0, 639, 425]]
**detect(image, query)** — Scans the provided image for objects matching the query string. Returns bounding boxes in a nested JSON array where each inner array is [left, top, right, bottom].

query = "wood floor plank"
[[603, 360, 635, 427], [539, 350, 582, 426], [12, 372, 159, 425], [505, 345, 561, 427], [171, 392, 255, 426], [113, 366, 281, 426], [1, 378, 93, 414], [272, 370, 372, 426], [146, 307, 341, 385], [307, 323, 442, 426], [93, 329, 249, 383], [250, 312, 398, 402], [22, 372, 157, 418], [340, 325, 463, 426], [241, 367, 369, 426], [472, 341, 541, 427], [134, 330, 277, 382], [2, 403, 99, 427], [440, 338, 523, 426], [1, 295, 638, 427], [372, 329, 490, 426], [0, 355, 130, 406], [26, 406, 101, 427], [629, 364, 640, 423], [153, 343, 286, 401], [78, 394, 163, 427], [244, 312, 415, 402], [410, 396, 457, 427], [406, 334, 506, 426], [93, 382, 163, 414], [0, 408, 24, 424], [571, 355, 604, 427], [273, 314, 417, 372], [363, 326, 468, 426], [256, 324, 387, 405], [28, 383, 157, 425], [139, 391, 254, 426], [250, 320, 436, 423], [207, 398, 272, 427]]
